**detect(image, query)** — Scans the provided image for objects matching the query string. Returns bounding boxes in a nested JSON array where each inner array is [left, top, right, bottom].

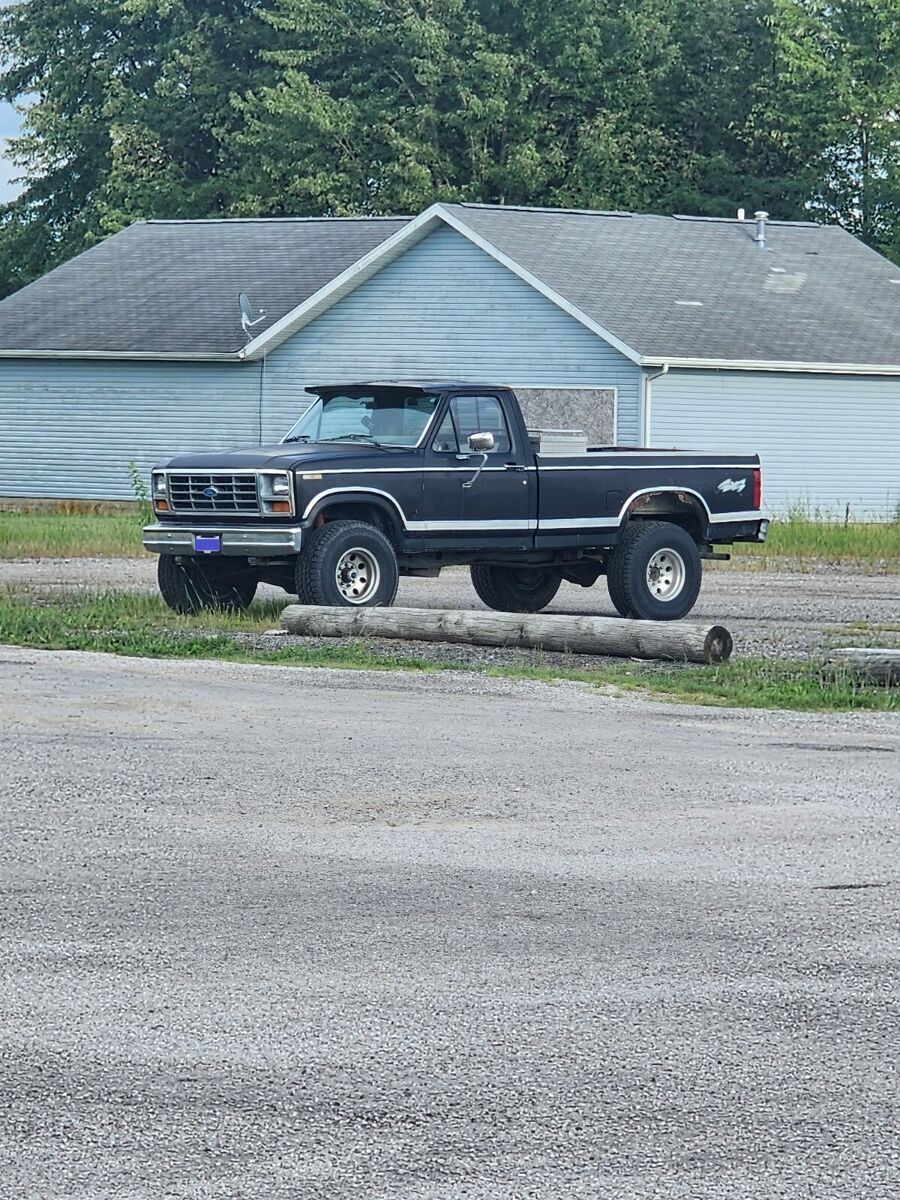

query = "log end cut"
[[704, 625, 734, 664]]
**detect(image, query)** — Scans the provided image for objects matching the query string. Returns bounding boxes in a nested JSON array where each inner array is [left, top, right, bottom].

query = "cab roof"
[[307, 380, 506, 395]]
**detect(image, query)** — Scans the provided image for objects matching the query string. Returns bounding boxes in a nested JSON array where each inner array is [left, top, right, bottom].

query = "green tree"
[[1, 0, 898, 296], [659, 0, 822, 219], [233, 0, 684, 215], [0, 0, 276, 295], [768, 0, 900, 259]]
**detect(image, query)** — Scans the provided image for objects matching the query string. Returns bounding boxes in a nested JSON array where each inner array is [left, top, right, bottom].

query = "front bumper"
[[142, 522, 304, 557]]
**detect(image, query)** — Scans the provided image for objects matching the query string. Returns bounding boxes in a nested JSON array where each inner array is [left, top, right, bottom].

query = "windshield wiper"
[[283, 434, 312, 443], [326, 433, 380, 443]]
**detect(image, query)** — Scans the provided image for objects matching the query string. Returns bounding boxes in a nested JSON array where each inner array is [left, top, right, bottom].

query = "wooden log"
[[280, 605, 733, 664], [823, 648, 900, 685]]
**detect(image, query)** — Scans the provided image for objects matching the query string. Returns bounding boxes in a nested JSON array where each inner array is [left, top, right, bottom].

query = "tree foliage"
[[0, 0, 898, 296], [768, 0, 900, 261], [0, 0, 276, 292]]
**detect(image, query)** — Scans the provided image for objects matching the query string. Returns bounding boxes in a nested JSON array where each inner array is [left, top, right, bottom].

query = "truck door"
[[420, 392, 535, 549]]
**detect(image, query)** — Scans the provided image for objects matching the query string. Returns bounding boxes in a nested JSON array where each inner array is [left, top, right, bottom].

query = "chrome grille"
[[167, 473, 259, 514]]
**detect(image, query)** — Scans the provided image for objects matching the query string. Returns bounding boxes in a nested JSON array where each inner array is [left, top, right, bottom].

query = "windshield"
[[283, 390, 441, 447]]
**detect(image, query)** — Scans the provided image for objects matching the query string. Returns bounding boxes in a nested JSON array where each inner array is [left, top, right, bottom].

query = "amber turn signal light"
[[272, 501, 291, 513], [156, 500, 169, 511]]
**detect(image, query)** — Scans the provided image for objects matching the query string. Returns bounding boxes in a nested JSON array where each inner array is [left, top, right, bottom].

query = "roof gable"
[[0, 203, 897, 370], [441, 204, 900, 370], [243, 202, 900, 371], [240, 203, 643, 363]]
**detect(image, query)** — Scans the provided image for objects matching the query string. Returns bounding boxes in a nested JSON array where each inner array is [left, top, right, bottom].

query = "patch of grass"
[[1, 510, 899, 571], [485, 659, 898, 712], [0, 512, 147, 558], [0, 590, 896, 713], [842, 620, 900, 634], [0, 590, 451, 672], [728, 513, 900, 569]]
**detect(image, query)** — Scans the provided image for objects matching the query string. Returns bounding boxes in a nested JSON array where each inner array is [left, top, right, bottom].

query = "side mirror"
[[467, 431, 495, 453]]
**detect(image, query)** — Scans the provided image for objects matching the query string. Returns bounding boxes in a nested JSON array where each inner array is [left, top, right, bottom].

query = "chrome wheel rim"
[[645, 548, 686, 602], [335, 547, 380, 604]]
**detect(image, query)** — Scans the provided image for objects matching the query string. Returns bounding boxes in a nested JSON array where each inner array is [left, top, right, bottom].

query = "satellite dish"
[[238, 292, 267, 337]]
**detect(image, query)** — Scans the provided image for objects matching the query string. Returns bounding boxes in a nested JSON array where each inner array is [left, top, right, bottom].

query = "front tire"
[[157, 555, 258, 614], [296, 520, 399, 607], [606, 520, 701, 620], [470, 564, 561, 613]]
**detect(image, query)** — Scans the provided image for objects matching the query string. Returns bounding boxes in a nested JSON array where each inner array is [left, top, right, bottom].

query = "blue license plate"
[[194, 535, 221, 554]]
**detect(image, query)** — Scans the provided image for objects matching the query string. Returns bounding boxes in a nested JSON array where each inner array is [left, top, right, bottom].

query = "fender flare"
[[618, 486, 712, 534], [301, 486, 408, 534]]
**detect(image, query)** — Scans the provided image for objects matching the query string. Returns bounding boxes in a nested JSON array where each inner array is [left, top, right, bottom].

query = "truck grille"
[[167, 473, 259, 514]]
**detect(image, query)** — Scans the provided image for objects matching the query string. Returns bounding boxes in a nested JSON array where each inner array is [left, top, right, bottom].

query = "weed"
[[127, 462, 154, 526]]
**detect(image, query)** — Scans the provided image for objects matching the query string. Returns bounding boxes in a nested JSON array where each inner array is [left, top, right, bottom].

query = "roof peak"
[[453, 202, 823, 229]]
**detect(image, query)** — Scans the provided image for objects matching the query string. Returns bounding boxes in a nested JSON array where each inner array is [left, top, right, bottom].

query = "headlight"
[[151, 473, 170, 511], [258, 471, 294, 515]]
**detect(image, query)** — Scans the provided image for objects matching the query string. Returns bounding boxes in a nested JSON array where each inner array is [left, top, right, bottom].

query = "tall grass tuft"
[[733, 505, 899, 567], [127, 461, 154, 526]]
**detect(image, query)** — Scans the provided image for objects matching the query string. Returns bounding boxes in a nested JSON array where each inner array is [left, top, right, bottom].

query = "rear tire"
[[296, 520, 399, 607], [470, 564, 561, 613], [606, 520, 701, 620], [157, 555, 258, 614]]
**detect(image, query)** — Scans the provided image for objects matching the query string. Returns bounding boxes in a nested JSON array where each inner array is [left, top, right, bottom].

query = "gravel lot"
[[2, 556, 898, 666], [0, 647, 898, 1199]]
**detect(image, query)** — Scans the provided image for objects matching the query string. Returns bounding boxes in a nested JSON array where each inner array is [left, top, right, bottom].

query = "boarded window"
[[514, 388, 617, 445]]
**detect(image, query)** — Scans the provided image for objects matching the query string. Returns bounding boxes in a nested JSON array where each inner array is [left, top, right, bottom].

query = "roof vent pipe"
[[754, 210, 768, 250]]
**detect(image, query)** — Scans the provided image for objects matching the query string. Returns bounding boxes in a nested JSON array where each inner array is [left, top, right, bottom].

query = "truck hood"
[[159, 442, 415, 471]]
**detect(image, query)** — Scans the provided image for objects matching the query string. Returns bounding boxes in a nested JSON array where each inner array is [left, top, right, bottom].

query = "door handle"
[[505, 463, 527, 472]]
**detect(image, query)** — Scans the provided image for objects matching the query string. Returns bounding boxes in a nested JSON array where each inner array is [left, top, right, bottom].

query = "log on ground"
[[823, 648, 900, 685], [280, 605, 733, 664]]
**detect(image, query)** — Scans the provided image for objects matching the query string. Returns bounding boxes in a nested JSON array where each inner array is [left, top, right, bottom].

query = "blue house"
[[1, 202, 898, 517]]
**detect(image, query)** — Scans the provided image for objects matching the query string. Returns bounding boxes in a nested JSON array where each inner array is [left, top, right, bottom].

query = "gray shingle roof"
[[1, 203, 898, 366], [443, 204, 900, 366], [0, 217, 407, 355]]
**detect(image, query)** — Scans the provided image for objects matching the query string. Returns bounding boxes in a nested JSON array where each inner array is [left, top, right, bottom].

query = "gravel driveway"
[[2, 556, 898, 662], [1, 647, 898, 1199]]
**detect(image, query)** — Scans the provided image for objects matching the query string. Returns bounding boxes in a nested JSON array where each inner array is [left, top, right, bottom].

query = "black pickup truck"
[[143, 380, 768, 620]]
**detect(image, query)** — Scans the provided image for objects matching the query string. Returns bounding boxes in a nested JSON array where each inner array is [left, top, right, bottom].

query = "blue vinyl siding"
[[5, 227, 897, 517], [651, 368, 900, 519], [0, 359, 262, 501], [262, 226, 642, 443]]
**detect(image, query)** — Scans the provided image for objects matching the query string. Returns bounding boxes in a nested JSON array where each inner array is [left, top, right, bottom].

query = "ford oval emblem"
[[203, 486, 219, 498]]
